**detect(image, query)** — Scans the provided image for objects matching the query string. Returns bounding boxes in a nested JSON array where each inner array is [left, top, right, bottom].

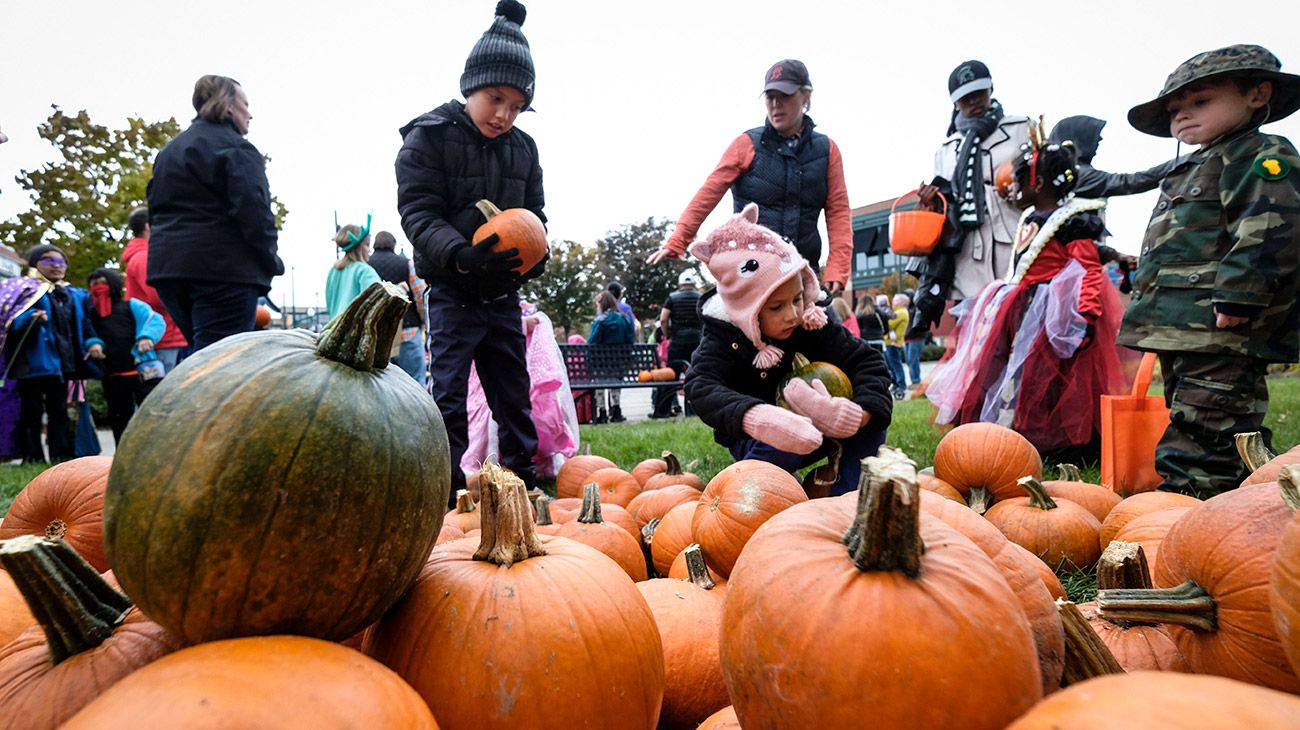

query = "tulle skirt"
[[928, 260, 1129, 454]]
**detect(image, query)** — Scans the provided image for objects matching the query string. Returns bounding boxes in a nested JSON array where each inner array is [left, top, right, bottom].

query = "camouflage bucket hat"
[[1128, 44, 1300, 137]]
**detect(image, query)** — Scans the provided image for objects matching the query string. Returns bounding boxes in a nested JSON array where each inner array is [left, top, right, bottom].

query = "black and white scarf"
[[950, 99, 1004, 230]]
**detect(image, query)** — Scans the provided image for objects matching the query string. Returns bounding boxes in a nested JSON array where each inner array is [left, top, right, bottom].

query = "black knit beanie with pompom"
[[460, 0, 535, 107]]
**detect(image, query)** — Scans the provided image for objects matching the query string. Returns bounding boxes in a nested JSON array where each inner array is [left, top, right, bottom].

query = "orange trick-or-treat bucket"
[[889, 189, 947, 256]]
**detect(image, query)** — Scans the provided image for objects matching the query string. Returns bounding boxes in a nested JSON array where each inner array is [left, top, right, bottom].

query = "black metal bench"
[[558, 343, 670, 389]]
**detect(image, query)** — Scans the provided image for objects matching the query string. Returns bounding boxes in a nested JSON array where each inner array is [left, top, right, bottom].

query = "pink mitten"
[[742, 404, 823, 455], [782, 379, 865, 439]]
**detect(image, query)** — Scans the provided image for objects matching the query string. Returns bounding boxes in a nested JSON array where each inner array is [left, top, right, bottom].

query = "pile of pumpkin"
[[1, 286, 1300, 727]]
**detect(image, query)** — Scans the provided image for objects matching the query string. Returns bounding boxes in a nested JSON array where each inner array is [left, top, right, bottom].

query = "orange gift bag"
[[1100, 352, 1169, 495]]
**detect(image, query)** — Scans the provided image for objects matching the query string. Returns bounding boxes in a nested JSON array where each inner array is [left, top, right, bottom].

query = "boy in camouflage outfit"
[[1119, 44, 1300, 498]]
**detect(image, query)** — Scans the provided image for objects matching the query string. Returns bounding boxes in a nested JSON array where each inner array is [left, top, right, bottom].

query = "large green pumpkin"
[[103, 283, 450, 644]]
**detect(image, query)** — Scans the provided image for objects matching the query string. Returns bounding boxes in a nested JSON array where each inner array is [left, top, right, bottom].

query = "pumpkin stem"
[[1235, 431, 1275, 473], [681, 544, 716, 591], [0, 535, 131, 665], [661, 450, 683, 476], [1095, 541, 1155, 627], [473, 462, 546, 567], [454, 489, 476, 515], [1058, 599, 1125, 685], [1096, 580, 1217, 632], [1018, 475, 1058, 511], [791, 352, 811, 371], [842, 446, 923, 577], [1280, 465, 1300, 512], [534, 494, 553, 526], [1056, 463, 1082, 482], [966, 486, 991, 515], [474, 199, 503, 222], [641, 518, 660, 579], [578, 483, 604, 524], [315, 281, 409, 371]]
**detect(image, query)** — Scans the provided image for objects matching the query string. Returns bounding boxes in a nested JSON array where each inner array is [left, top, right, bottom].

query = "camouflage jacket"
[[1118, 128, 1299, 362]]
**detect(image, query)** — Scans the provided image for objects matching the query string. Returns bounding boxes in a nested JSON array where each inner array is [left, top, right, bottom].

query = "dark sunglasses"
[[37, 256, 67, 266]]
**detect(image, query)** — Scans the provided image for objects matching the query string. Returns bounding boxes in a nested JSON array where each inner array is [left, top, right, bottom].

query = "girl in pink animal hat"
[[683, 204, 894, 497]]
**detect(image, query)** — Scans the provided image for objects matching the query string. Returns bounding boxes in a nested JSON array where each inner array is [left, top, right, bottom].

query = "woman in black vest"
[[649, 59, 854, 297]]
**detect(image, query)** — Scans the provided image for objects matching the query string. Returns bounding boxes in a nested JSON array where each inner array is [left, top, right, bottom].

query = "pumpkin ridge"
[[219, 364, 343, 636]]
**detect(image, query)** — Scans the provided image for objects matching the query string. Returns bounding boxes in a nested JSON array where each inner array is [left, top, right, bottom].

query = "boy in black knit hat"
[[396, 0, 548, 504]]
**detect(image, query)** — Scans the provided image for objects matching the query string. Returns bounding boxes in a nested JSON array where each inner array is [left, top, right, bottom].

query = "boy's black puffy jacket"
[[685, 290, 894, 448], [396, 100, 546, 300], [146, 118, 283, 292]]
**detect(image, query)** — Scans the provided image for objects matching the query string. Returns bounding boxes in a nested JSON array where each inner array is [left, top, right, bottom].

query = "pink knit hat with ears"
[[688, 203, 827, 369]]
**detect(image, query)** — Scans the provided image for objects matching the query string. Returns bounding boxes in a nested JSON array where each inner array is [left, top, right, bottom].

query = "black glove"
[[454, 234, 521, 278], [521, 249, 550, 282], [1078, 318, 1097, 351]]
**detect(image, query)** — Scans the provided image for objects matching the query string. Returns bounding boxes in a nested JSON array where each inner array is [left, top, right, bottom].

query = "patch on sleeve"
[[1253, 156, 1291, 181]]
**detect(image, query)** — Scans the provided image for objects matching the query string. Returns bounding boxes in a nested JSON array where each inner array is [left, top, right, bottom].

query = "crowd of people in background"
[[1, 0, 1295, 503]]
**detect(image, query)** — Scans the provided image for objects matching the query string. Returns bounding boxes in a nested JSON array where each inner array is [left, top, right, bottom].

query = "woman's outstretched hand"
[[647, 246, 683, 265]]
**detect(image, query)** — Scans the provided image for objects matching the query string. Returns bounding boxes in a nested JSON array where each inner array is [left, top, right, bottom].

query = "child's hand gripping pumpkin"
[[781, 378, 866, 438], [741, 404, 823, 455]]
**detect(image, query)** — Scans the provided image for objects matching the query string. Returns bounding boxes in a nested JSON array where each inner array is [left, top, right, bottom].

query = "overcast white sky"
[[2, 0, 1298, 310]]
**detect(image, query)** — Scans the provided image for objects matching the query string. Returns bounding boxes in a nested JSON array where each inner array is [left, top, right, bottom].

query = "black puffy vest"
[[731, 117, 830, 272]]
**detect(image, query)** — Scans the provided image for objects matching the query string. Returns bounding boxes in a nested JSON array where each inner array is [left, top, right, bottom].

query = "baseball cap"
[[678, 270, 697, 286], [763, 59, 812, 95], [948, 60, 993, 103]]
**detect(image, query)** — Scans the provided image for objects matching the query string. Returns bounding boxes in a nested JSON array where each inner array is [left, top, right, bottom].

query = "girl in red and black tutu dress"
[[927, 137, 1128, 459]]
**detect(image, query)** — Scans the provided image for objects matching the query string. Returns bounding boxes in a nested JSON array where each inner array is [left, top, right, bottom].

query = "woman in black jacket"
[[146, 74, 283, 352]]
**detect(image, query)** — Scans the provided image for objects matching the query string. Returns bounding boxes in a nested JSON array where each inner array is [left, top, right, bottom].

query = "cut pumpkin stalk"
[[0, 535, 130, 664], [472, 462, 546, 567], [1236, 431, 1276, 473], [1058, 599, 1125, 685], [680, 544, 716, 591], [1096, 580, 1217, 632], [841, 446, 922, 577]]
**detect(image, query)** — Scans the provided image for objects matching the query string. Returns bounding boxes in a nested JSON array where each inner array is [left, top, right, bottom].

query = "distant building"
[[0, 245, 24, 278]]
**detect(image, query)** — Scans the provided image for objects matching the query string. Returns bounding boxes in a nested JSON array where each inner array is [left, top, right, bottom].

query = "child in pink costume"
[[462, 300, 578, 478]]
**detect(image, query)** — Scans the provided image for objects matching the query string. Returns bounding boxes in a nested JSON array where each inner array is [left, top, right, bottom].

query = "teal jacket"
[[325, 262, 382, 319]]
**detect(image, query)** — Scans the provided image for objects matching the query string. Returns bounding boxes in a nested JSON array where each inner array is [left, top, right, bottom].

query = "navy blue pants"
[[154, 281, 261, 353], [729, 425, 888, 497], [426, 284, 537, 502]]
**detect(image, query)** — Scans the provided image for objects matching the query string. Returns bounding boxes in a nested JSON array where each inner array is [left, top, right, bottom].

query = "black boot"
[[609, 405, 626, 423], [595, 408, 609, 424]]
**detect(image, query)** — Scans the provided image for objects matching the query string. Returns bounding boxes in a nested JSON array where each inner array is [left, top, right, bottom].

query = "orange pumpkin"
[[625, 482, 700, 528], [1078, 541, 1190, 673], [643, 452, 704, 492], [61, 636, 435, 729], [1042, 464, 1123, 523], [472, 199, 548, 274], [579, 467, 643, 508], [1097, 479, 1300, 692], [435, 523, 466, 546], [555, 455, 619, 499], [1110, 506, 1193, 584], [0, 456, 113, 571], [1238, 431, 1300, 487], [1006, 541, 1067, 599], [556, 484, 648, 581], [1269, 465, 1300, 676], [984, 476, 1102, 571], [363, 463, 664, 729], [0, 537, 186, 730], [630, 456, 668, 487], [650, 502, 696, 578], [720, 448, 1041, 728], [919, 490, 1065, 693], [932, 422, 1042, 512], [0, 569, 35, 648], [691, 460, 807, 578], [917, 472, 964, 503], [994, 159, 1016, 200], [1099, 491, 1201, 551], [637, 367, 677, 383], [443, 490, 481, 532], [637, 545, 729, 727], [775, 353, 852, 409], [1005, 671, 1300, 730]]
